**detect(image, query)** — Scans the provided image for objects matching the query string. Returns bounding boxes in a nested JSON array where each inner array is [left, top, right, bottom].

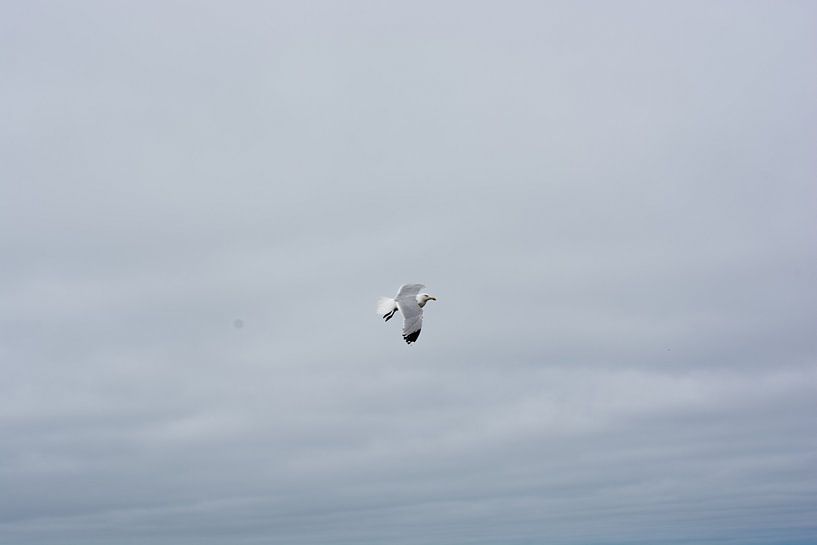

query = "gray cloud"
[[2, 1, 816, 544]]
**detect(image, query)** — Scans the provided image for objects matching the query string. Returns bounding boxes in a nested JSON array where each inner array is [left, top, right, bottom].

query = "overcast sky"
[[2, 1, 816, 544]]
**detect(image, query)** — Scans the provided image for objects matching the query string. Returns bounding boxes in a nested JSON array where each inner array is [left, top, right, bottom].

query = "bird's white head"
[[417, 293, 437, 307]]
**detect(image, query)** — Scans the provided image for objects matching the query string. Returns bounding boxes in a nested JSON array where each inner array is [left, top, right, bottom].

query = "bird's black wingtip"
[[403, 330, 421, 344]]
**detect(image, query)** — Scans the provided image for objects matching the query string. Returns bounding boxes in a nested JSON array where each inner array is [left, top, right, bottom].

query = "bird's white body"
[[376, 284, 437, 344], [376, 294, 432, 313]]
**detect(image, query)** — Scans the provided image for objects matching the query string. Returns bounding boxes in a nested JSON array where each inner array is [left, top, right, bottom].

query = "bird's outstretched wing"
[[393, 284, 426, 344], [395, 284, 425, 299], [396, 298, 423, 344]]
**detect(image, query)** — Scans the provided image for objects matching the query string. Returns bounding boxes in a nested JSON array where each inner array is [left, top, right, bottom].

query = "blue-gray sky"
[[2, 1, 816, 544]]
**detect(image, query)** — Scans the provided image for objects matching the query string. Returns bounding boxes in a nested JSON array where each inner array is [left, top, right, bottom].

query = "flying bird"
[[376, 283, 437, 344]]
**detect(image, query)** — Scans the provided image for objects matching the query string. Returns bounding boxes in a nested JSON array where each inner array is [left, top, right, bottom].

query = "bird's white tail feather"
[[376, 297, 397, 316]]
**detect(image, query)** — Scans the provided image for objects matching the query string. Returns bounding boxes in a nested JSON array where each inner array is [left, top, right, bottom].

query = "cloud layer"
[[2, 2, 816, 544]]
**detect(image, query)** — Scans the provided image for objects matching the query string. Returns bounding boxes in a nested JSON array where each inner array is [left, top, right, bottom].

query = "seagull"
[[376, 283, 437, 344]]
